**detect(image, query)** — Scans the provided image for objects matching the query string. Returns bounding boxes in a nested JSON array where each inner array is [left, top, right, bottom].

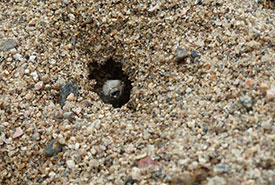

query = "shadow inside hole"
[[88, 59, 132, 108]]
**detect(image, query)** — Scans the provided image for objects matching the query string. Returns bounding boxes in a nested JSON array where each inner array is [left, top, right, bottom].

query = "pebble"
[[41, 74, 50, 83], [34, 81, 44, 91], [12, 127, 24, 139], [0, 39, 18, 51], [186, 87, 192, 93], [12, 53, 24, 62], [29, 55, 36, 62], [191, 50, 198, 58], [261, 119, 272, 130], [131, 167, 141, 180], [213, 163, 231, 174], [29, 18, 38, 26], [138, 155, 157, 168], [68, 14, 75, 21], [266, 87, 275, 100], [49, 171, 56, 178], [45, 140, 63, 157], [32, 133, 40, 141], [246, 79, 254, 87], [260, 83, 269, 91], [58, 82, 79, 108], [72, 107, 82, 116], [55, 111, 64, 119], [30, 71, 39, 81], [63, 112, 74, 121], [261, 54, 271, 62], [135, 153, 147, 160], [170, 172, 195, 185], [175, 47, 190, 62], [66, 93, 76, 101], [239, 95, 254, 111], [66, 159, 75, 169], [178, 159, 189, 165], [90, 159, 99, 168], [207, 176, 226, 185]]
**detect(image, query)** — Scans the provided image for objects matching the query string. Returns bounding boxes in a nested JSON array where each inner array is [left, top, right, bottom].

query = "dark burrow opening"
[[88, 59, 132, 108]]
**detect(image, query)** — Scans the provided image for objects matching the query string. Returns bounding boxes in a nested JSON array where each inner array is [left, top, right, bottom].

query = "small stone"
[[34, 81, 44, 90], [90, 159, 99, 168], [29, 18, 38, 26], [246, 79, 254, 87], [175, 47, 190, 62], [87, 125, 94, 134], [66, 93, 76, 101], [261, 119, 272, 130], [191, 50, 198, 58], [195, 40, 204, 47], [186, 87, 192, 93], [135, 153, 147, 160], [55, 111, 64, 119], [170, 172, 195, 185], [12, 127, 24, 139], [187, 120, 195, 128], [213, 163, 230, 174], [45, 139, 63, 157], [68, 14, 75, 21], [0, 39, 18, 51], [131, 167, 141, 180], [178, 159, 189, 165], [260, 83, 269, 91], [41, 74, 50, 83], [138, 155, 157, 168], [66, 159, 75, 169], [49, 171, 56, 178], [64, 0, 69, 5], [58, 82, 79, 108], [261, 54, 271, 62], [32, 133, 40, 141], [72, 107, 82, 116], [63, 112, 74, 121], [30, 71, 39, 81], [207, 176, 226, 185], [12, 53, 24, 62], [92, 119, 101, 129], [266, 87, 275, 100], [58, 137, 66, 145], [29, 55, 36, 62], [239, 95, 254, 111]]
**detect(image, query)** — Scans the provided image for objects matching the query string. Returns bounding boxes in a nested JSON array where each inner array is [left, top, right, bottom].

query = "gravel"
[[0, 0, 274, 184]]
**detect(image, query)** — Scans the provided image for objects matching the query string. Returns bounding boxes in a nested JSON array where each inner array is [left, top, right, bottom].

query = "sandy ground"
[[0, 0, 274, 184]]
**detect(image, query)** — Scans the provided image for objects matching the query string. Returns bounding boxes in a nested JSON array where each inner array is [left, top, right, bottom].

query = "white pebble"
[[29, 55, 36, 62], [49, 171, 56, 178], [66, 160, 75, 169], [34, 81, 44, 90], [131, 167, 141, 180], [13, 53, 24, 62], [31, 71, 39, 81]]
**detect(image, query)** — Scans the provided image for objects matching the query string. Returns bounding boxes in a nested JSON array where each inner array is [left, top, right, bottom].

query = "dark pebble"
[[58, 82, 79, 108], [191, 50, 199, 58], [0, 39, 18, 51], [45, 139, 63, 157]]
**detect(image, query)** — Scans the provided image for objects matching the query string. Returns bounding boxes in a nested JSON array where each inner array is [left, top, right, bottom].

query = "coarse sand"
[[0, 0, 274, 184]]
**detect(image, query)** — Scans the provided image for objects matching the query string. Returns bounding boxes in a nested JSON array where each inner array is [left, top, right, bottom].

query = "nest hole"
[[88, 59, 132, 108]]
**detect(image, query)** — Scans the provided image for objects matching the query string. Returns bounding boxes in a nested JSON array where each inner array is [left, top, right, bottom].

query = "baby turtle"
[[102, 80, 125, 108]]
